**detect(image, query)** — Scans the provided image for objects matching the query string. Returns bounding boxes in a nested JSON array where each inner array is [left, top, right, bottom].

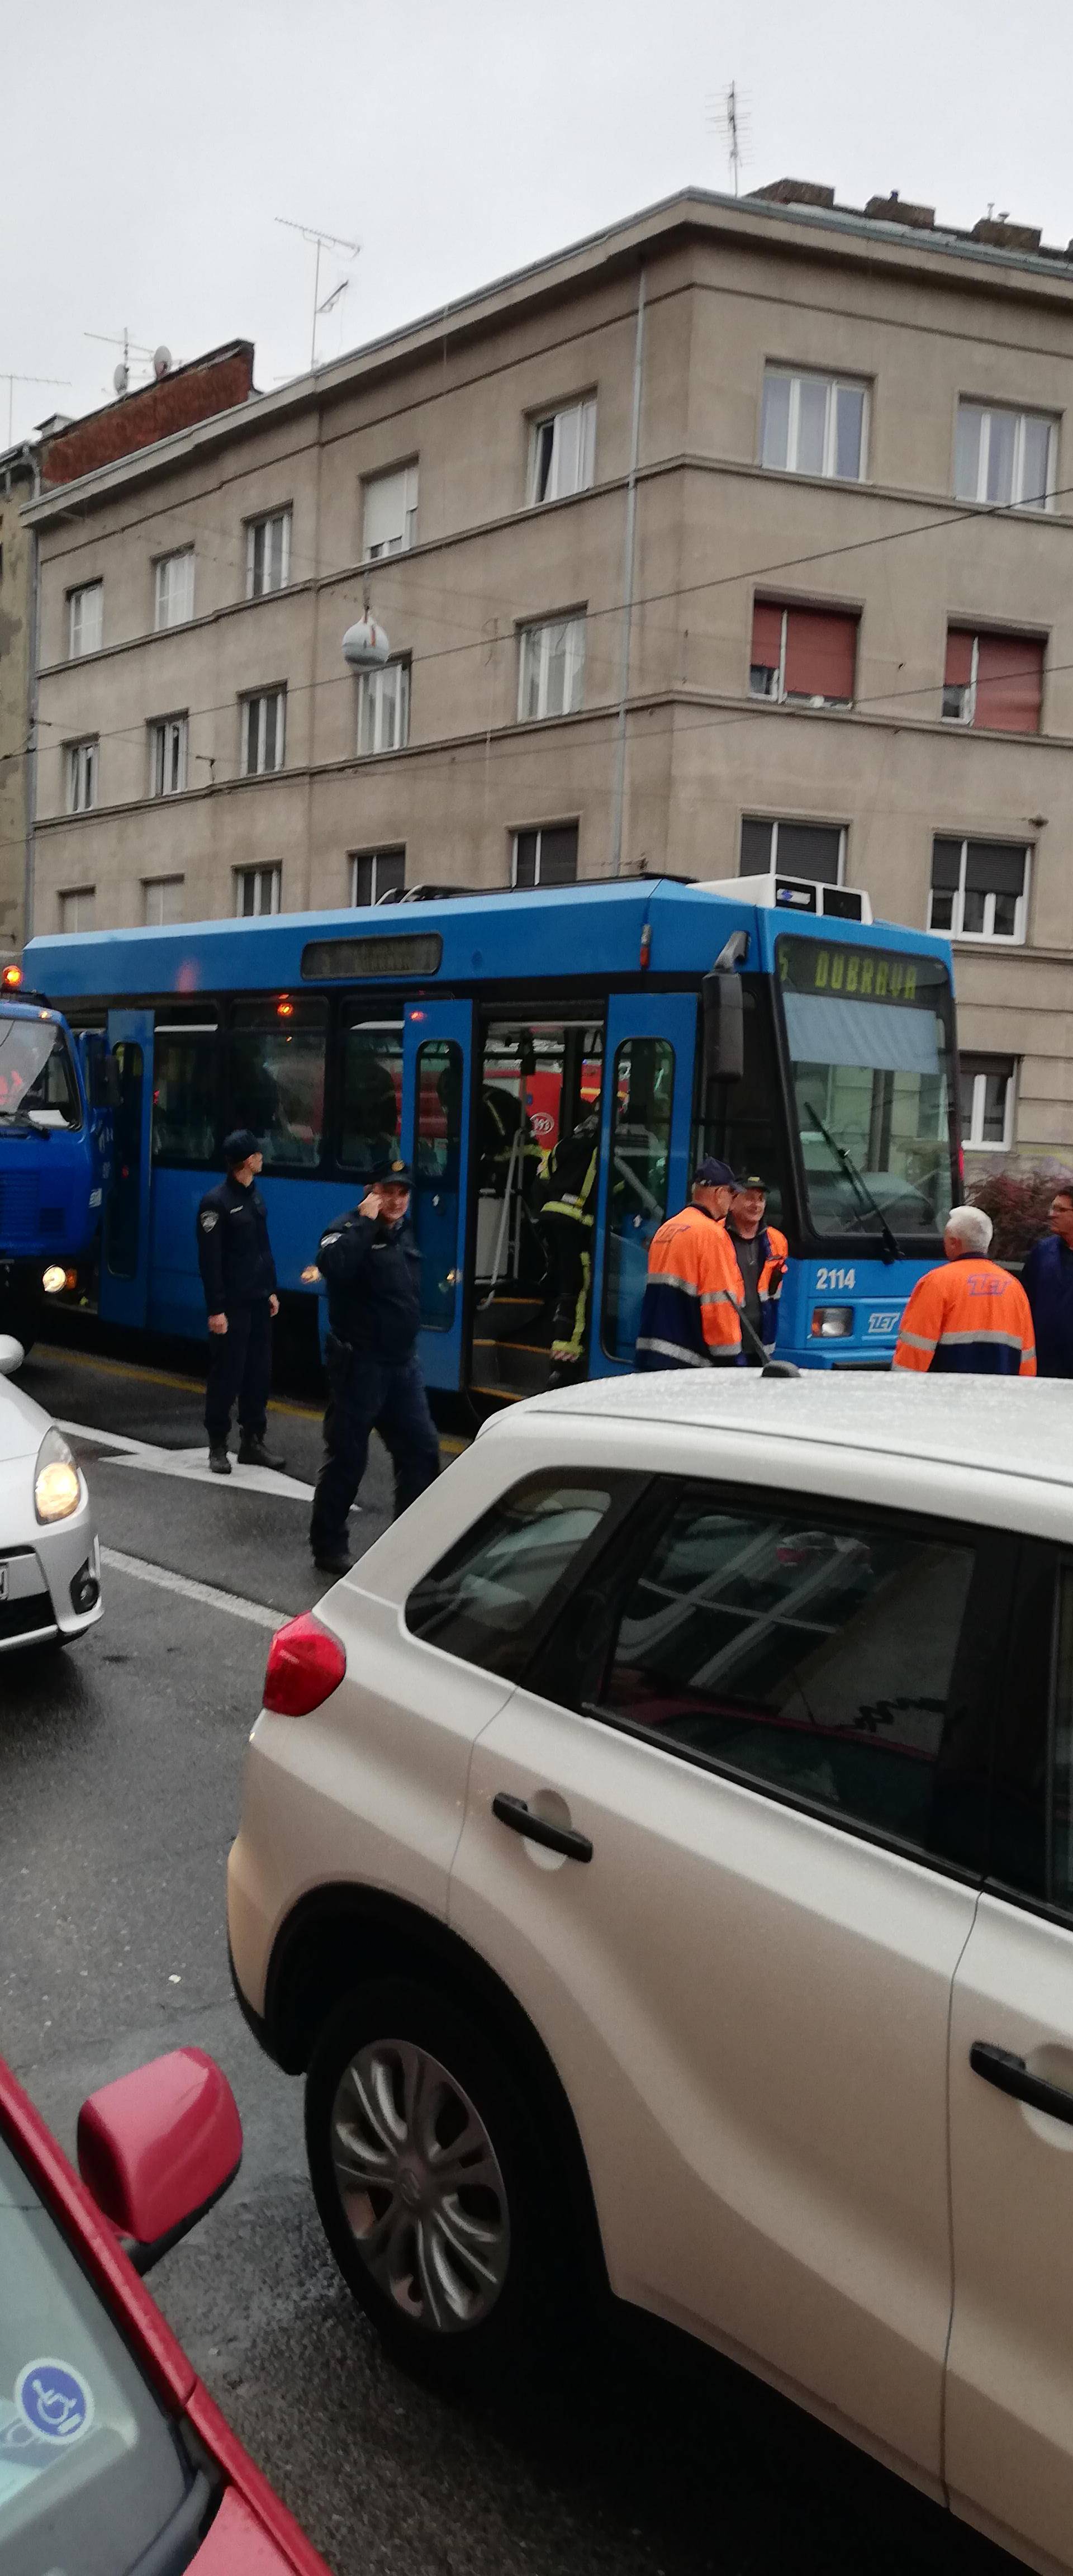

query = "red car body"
[[0, 2049, 330, 2575]]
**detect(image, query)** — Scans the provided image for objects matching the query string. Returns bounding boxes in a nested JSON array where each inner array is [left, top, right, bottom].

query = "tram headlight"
[[34, 1427, 81, 1522], [811, 1305, 854, 1339], [41, 1265, 67, 1295]]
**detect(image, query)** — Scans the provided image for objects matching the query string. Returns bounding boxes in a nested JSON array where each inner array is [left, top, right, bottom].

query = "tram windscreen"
[[0, 1016, 81, 1129], [776, 937, 956, 1240]]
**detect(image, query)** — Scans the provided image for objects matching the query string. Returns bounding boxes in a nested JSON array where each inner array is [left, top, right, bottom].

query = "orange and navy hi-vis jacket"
[[635, 1202, 743, 1370], [892, 1255, 1036, 1377], [757, 1224, 789, 1354]]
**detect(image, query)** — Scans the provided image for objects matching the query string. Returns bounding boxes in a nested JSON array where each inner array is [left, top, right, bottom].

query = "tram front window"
[[777, 937, 956, 1242], [472, 1017, 604, 1400], [0, 1015, 81, 1130]]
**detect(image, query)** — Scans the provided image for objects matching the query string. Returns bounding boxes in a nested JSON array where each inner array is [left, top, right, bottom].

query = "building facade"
[[0, 441, 38, 953], [22, 185, 1073, 1166]]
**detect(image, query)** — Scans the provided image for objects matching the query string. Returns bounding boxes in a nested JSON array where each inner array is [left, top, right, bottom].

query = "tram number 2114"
[[815, 1266, 856, 1292]]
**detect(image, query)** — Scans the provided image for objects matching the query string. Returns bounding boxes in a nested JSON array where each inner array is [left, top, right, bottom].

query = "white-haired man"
[[892, 1204, 1036, 1377]]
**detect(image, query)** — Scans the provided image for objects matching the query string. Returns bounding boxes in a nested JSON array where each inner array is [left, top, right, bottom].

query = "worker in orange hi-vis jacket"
[[635, 1157, 744, 1371], [892, 1203, 1036, 1377]]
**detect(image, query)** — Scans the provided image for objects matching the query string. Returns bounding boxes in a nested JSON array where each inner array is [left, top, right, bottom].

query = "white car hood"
[[0, 1379, 51, 1466]]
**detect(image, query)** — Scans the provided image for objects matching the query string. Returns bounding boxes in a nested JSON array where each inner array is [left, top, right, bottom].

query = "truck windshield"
[[776, 936, 956, 1242], [0, 1017, 81, 1130]]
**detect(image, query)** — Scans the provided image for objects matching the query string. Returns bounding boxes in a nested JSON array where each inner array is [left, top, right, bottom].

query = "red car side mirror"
[[77, 2048, 243, 2275]]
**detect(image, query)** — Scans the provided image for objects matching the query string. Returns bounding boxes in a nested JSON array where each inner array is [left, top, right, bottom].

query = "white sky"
[[5, 0, 1073, 445]]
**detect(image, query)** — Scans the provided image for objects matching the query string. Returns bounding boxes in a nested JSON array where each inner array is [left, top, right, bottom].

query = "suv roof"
[[519, 1371, 1073, 1497]]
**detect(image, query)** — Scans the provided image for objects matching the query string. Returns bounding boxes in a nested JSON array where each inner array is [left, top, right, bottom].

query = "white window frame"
[[245, 508, 292, 599], [517, 615, 586, 722], [510, 825, 580, 888], [761, 370, 868, 482], [142, 876, 184, 928], [528, 397, 597, 506], [743, 817, 847, 884], [928, 839, 1029, 945], [234, 865, 281, 918], [355, 660, 410, 756], [240, 688, 286, 777], [362, 463, 419, 561], [58, 888, 95, 935], [955, 402, 1056, 510], [149, 713, 188, 798], [961, 1057, 1016, 1152], [154, 548, 196, 631], [67, 737, 98, 813], [68, 582, 103, 658], [748, 605, 854, 709], [942, 636, 979, 726], [350, 849, 406, 906]]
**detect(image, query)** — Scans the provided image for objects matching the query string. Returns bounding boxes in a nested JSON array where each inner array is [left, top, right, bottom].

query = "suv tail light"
[[263, 1613, 346, 1716]]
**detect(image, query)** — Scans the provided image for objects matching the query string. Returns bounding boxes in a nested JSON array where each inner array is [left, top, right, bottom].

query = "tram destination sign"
[[301, 932, 443, 981], [776, 935, 949, 1010]]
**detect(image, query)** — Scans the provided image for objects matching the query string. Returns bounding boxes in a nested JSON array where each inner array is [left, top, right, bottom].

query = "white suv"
[[229, 1370, 1073, 2575]]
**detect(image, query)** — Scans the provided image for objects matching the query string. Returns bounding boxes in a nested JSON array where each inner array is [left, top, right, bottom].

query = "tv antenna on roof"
[[707, 81, 749, 197], [275, 217, 360, 372], [0, 372, 70, 446], [84, 326, 158, 397]]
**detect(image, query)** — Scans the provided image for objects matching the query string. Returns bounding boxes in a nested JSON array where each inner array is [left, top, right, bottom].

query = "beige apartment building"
[[23, 181, 1073, 1166], [0, 439, 38, 954]]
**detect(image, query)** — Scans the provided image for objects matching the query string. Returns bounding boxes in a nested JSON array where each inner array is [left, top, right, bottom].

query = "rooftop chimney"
[[971, 216, 1042, 253], [750, 178, 836, 211], [864, 191, 936, 229]]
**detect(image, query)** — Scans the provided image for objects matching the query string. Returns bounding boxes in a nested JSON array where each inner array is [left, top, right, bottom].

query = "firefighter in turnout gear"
[[892, 1203, 1036, 1376], [635, 1157, 744, 1370], [534, 1111, 600, 1387], [196, 1129, 286, 1475]]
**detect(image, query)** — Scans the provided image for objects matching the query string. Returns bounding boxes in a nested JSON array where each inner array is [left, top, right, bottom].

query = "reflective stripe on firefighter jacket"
[[635, 1202, 743, 1370], [758, 1224, 789, 1353], [892, 1256, 1036, 1376]]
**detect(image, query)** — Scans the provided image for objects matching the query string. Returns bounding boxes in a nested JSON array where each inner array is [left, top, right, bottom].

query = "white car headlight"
[[34, 1426, 82, 1523]]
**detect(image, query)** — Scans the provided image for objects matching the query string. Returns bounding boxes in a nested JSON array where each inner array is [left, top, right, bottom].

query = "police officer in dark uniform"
[[197, 1128, 286, 1476], [306, 1157, 439, 1575]]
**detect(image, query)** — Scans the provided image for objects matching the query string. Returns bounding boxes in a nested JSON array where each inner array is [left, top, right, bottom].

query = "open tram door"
[[97, 1008, 154, 1328], [402, 999, 475, 1394], [591, 992, 697, 1376]]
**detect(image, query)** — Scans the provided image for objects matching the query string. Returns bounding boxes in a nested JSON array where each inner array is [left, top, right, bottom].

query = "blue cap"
[[373, 1157, 413, 1187], [224, 1128, 260, 1166], [694, 1156, 739, 1188]]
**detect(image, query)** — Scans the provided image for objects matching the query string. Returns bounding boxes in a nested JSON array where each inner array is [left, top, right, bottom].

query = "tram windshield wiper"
[[803, 1101, 902, 1265]]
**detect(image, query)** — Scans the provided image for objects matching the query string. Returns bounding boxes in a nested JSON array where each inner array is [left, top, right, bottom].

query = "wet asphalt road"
[[2, 1336, 1019, 2576]]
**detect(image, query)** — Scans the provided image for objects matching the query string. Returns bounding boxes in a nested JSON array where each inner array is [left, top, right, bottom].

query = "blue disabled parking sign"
[[14, 2359, 94, 2444]]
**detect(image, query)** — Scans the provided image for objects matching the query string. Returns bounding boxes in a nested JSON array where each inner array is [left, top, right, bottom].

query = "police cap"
[[373, 1157, 413, 1187], [224, 1127, 260, 1167]]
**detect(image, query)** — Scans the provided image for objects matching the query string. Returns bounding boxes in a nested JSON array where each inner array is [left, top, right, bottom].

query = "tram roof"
[[25, 878, 951, 1005]]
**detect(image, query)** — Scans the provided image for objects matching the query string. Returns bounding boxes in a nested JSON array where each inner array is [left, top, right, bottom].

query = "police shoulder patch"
[[320, 1231, 341, 1246], [200, 1211, 219, 1232]]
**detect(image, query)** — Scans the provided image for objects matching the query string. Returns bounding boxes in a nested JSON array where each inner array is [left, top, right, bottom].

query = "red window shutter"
[[783, 608, 858, 702], [944, 628, 975, 686], [974, 632, 1043, 732], [751, 600, 784, 668]]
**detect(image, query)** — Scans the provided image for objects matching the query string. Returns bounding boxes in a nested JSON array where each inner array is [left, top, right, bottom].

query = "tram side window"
[[228, 1000, 326, 1168], [152, 1030, 220, 1163], [412, 1039, 462, 1330], [339, 1022, 403, 1175], [603, 1038, 675, 1361]]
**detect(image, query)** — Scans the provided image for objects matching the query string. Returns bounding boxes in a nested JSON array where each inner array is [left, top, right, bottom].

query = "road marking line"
[[99, 1546, 287, 1631], [37, 1344, 468, 1446], [58, 1420, 316, 1501]]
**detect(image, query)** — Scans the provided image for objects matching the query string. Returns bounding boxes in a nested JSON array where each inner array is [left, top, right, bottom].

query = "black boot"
[[238, 1432, 287, 1470], [208, 1444, 231, 1475], [311, 1538, 353, 1577]]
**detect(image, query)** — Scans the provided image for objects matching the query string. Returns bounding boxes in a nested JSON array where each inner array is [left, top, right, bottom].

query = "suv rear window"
[[405, 1471, 630, 1681]]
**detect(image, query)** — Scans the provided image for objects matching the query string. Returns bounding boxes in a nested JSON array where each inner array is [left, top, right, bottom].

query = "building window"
[[528, 397, 596, 505], [929, 838, 1028, 943], [512, 825, 579, 888], [149, 713, 188, 797], [740, 816, 844, 885], [518, 616, 585, 722], [58, 888, 95, 935], [234, 865, 281, 918], [68, 582, 103, 657], [362, 463, 418, 560], [955, 403, 1055, 511], [154, 549, 195, 629], [750, 602, 857, 707], [961, 1054, 1015, 1151], [67, 737, 98, 813], [240, 688, 286, 776], [143, 877, 184, 927], [351, 848, 406, 906], [357, 661, 410, 756], [942, 628, 1043, 732], [246, 508, 292, 598], [761, 370, 867, 481]]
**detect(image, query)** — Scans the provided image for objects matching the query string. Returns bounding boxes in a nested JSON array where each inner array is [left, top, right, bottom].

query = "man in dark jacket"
[[196, 1128, 286, 1476], [1022, 1184, 1073, 1377], [307, 1158, 440, 1575]]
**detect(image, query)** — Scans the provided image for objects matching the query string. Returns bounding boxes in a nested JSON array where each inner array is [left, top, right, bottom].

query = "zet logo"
[[14, 2359, 94, 2445], [867, 1310, 900, 1336]]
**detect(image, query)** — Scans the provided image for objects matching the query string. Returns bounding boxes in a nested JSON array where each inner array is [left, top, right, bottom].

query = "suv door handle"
[[970, 2042, 1073, 2128], [491, 1793, 593, 1864]]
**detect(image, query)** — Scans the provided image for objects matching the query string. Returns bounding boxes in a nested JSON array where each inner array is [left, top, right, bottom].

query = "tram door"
[[470, 1012, 605, 1401], [98, 1008, 155, 1329], [402, 1000, 474, 1393], [591, 993, 698, 1376]]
